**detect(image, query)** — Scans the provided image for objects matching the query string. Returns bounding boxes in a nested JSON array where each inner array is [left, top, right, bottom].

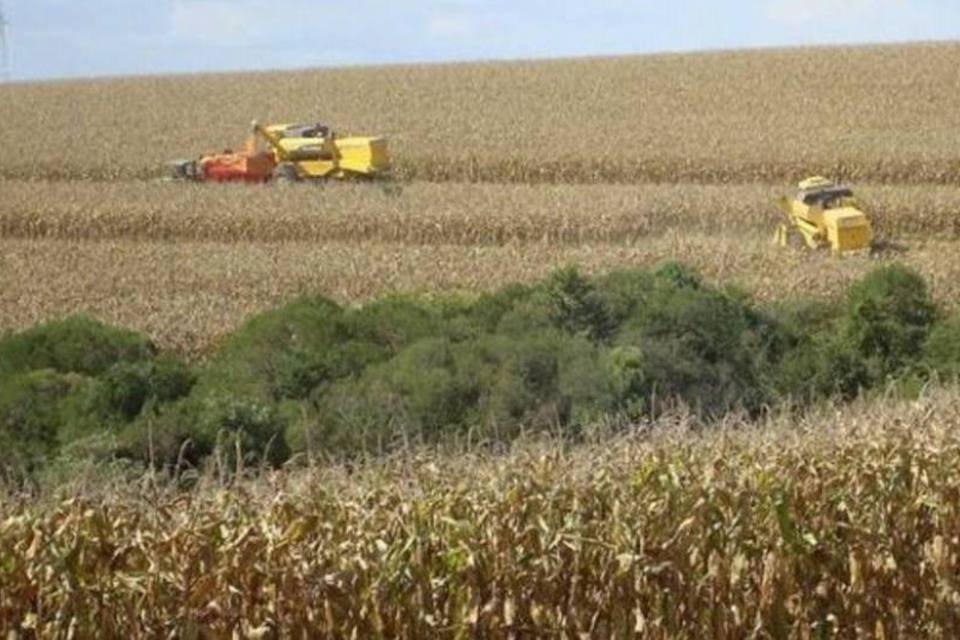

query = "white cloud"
[[767, 0, 906, 23]]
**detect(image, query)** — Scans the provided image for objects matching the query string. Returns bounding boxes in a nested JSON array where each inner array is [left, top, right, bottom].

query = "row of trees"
[[2, 262, 958, 482]]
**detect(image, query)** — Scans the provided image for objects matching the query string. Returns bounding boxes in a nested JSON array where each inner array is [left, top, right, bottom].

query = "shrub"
[[462, 284, 536, 335], [0, 370, 79, 474], [654, 261, 702, 290], [0, 315, 155, 378], [201, 296, 345, 400], [473, 332, 614, 433], [340, 295, 447, 353], [842, 264, 936, 382], [311, 331, 615, 457], [604, 346, 648, 417], [122, 394, 289, 470], [543, 266, 616, 342], [924, 313, 960, 380], [613, 276, 783, 415], [2, 262, 951, 475]]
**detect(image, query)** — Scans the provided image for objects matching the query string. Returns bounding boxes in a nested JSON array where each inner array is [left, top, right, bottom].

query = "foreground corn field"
[[2, 392, 960, 637]]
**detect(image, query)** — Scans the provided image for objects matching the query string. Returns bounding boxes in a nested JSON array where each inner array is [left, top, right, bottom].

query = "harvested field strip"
[[2, 180, 959, 245], [4, 236, 960, 356], [3, 392, 960, 637], [5, 156, 960, 187]]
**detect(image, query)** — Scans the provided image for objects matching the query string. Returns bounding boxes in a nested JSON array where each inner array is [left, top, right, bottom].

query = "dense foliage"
[[2, 262, 956, 479]]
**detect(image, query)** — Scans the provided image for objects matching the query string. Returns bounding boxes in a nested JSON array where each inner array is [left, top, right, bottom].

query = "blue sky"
[[3, 0, 960, 81]]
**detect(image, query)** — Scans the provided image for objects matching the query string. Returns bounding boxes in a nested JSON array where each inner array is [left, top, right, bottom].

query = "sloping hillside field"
[[1, 43, 960, 352]]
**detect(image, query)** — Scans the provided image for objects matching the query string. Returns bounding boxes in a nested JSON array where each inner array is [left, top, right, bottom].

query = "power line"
[[0, 0, 9, 82]]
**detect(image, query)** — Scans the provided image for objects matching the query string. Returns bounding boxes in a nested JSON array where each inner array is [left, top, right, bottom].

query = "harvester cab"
[[774, 176, 873, 255]]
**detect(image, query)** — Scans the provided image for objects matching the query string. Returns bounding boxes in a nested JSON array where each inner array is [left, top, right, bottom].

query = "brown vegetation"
[[2, 180, 960, 244], [3, 391, 960, 636], [0, 44, 958, 184], [5, 234, 960, 356], [2, 43, 959, 353]]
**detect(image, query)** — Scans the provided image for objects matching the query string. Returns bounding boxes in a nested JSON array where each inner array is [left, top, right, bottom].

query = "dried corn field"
[[3, 179, 960, 354], [1, 43, 959, 183], [4, 180, 960, 244], [7, 234, 960, 356], [4, 391, 960, 637], [5, 40, 960, 639], [2, 43, 960, 354]]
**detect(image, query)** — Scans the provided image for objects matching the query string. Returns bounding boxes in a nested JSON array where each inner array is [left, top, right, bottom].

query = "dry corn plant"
[[0, 43, 957, 184], [2, 180, 959, 245], [2, 389, 960, 636], [4, 234, 960, 357]]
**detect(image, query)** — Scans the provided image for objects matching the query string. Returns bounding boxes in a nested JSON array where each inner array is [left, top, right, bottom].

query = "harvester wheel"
[[273, 164, 300, 184], [167, 159, 199, 181]]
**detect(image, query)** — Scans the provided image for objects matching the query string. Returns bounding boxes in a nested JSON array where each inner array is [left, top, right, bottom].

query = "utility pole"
[[0, 0, 9, 82]]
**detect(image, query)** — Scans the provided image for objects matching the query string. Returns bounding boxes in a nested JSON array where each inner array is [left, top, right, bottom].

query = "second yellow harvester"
[[774, 176, 873, 254]]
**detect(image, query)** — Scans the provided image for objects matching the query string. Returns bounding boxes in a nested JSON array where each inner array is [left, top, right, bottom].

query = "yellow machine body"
[[251, 121, 391, 180], [774, 176, 872, 254]]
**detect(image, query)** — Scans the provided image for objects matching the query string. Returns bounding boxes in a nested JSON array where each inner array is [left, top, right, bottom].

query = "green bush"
[[2, 261, 952, 477], [612, 274, 785, 415], [201, 293, 455, 403], [924, 313, 960, 380], [543, 266, 616, 342], [202, 296, 345, 400], [121, 394, 289, 470], [471, 332, 614, 433], [68, 358, 193, 436], [308, 330, 615, 457], [0, 370, 80, 474], [340, 295, 448, 352], [0, 315, 155, 378], [842, 264, 936, 383], [463, 284, 536, 335], [654, 261, 702, 290]]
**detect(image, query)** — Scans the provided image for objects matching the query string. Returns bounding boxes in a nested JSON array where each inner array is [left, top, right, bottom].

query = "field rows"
[[3, 391, 960, 636], [4, 234, 960, 356], [6, 156, 960, 187], [1, 44, 958, 184], [3, 41, 960, 636], [2, 42, 960, 357], [2, 180, 960, 245]]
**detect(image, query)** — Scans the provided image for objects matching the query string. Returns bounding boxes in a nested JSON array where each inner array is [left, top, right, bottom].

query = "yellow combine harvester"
[[253, 121, 391, 181], [168, 120, 391, 183], [774, 176, 873, 254]]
